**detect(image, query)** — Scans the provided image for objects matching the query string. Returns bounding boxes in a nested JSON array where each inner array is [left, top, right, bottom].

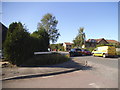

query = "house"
[[85, 38, 109, 48], [85, 38, 120, 48], [63, 42, 73, 51], [0, 23, 8, 50], [1, 22, 8, 43]]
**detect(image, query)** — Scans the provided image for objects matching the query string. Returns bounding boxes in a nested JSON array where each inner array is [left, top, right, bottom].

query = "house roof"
[[94, 38, 106, 43], [64, 42, 73, 45], [106, 40, 119, 44], [86, 38, 106, 43], [86, 38, 119, 44]]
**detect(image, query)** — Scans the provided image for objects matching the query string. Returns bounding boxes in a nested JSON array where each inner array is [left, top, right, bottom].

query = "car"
[[81, 49, 92, 55], [69, 48, 82, 57]]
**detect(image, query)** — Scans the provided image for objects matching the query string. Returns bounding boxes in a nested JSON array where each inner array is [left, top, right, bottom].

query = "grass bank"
[[21, 53, 70, 66]]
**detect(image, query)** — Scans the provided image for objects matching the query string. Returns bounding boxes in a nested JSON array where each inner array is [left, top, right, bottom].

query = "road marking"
[[89, 83, 100, 88]]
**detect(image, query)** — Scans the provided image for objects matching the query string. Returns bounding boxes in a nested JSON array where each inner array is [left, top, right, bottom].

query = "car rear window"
[[76, 49, 81, 51]]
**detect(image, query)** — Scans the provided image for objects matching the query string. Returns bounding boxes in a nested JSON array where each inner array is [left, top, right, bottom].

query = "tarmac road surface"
[[2, 56, 118, 88]]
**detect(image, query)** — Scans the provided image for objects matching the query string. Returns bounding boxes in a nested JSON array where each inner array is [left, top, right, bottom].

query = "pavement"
[[1, 57, 88, 81]]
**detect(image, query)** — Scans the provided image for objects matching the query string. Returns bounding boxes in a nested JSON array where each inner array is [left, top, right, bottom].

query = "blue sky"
[[2, 2, 118, 43]]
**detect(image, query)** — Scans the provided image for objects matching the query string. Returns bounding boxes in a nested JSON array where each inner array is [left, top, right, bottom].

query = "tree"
[[38, 13, 60, 43], [4, 22, 33, 65], [31, 26, 49, 52], [50, 43, 64, 51], [73, 27, 86, 47]]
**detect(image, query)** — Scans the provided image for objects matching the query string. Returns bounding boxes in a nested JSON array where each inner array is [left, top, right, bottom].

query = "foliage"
[[73, 27, 86, 47], [50, 43, 64, 51], [3, 22, 33, 65], [21, 53, 70, 66], [38, 13, 60, 43], [31, 26, 49, 52], [4, 22, 50, 66], [96, 43, 114, 47], [86, 47, 95, 52]]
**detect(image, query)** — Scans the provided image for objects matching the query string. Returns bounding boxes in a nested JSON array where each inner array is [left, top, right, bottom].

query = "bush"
[[50, 44, 65, 51], [31, 28, 49, 52], [86, 47, 95, 52], [3, 22, 33, 65], [3, 22, 50, 66], [21, 53, 70, 66]]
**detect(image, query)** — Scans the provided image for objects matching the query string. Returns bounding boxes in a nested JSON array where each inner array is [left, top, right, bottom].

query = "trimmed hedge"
[[3, 22, 49, 66]]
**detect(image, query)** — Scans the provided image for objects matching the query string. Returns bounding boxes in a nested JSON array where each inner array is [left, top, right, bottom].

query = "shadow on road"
[[2, 57, 93, 80], [20, 59, 92, 71], [70, 55, 92, 57]]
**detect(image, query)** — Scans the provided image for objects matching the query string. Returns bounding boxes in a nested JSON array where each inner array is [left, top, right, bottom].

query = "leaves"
[[4, 22, 33, 65], [73, 27, 86, 47], [38, 13, 60, 43]]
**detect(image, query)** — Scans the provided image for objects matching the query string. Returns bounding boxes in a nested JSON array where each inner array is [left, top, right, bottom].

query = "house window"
[[90, 39, 96, 42], [66, 45, 71, 47]]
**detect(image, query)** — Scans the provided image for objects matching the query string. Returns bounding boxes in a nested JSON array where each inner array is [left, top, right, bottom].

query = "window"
[[94, 48, 98, 51], [76, 49, 82, 51], [90, 39, 96, 42], [71, 49, 75, 52]]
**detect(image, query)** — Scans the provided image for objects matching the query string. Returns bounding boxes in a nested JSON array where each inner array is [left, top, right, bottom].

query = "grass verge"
[[21, 53, 70, 66]]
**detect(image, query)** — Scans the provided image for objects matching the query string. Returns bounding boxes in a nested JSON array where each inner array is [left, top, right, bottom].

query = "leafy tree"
[[73, 27, 86, 47], [38, 13, 60, 43], [31, 26, 49, 52], [50, 43, 64, 51]]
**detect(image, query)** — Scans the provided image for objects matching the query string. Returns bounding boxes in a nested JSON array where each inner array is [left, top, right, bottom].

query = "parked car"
[[69, 48, 82, 57], [81, 49, 92, 55], [92, 46, 117, 58]]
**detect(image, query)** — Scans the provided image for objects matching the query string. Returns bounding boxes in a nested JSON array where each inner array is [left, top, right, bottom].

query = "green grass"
[[21, 53, 70, 66]]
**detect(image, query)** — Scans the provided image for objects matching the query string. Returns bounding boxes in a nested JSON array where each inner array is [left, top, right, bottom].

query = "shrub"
[[3, 22, 33, 65], [86, 47, 95, 52], [4, 22, 50, 66], [21, 53, 70, 66], [31, 28, 49, 52], [50, 44, 65, 51]]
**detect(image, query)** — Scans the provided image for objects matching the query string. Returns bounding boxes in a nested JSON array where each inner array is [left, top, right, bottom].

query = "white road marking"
[[89, 83, 100, 88]]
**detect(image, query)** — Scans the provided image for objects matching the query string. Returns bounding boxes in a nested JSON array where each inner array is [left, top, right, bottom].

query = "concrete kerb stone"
[[1, 57, 87, 81], [1, 67, 83, 81]]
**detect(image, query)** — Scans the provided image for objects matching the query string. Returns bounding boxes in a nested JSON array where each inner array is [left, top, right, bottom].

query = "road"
[[2, 56, 118, 88], [72, 56, 118, 82]]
